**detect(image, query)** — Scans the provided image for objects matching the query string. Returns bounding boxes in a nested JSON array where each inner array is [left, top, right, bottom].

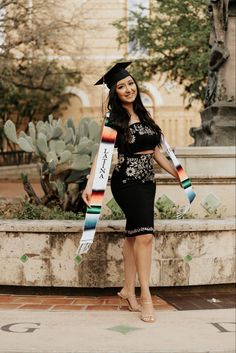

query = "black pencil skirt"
[[110, 177, 156, 237]]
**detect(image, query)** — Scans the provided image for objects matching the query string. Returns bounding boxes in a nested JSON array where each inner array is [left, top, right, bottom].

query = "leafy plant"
[[3, 115, 100, 213], [114, 0, 211, 106], [0, 0, 85, 130], [101, 210, 125, 220], [0, 199, 84, 220], [155, 204, 194, 219]]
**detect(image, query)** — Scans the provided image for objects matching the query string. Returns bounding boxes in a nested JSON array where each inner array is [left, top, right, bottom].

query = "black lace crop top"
[[115, 122, 160, 155]]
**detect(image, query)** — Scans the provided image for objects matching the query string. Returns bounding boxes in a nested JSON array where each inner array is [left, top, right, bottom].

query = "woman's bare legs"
[[119, 237, 140, 309], [133, 234, 155, 321], [123, 237, 137, 293]]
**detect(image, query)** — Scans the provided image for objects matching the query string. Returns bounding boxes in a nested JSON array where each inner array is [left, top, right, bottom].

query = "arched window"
[[141, 92, 154, 117], [59, 87, 91, 123]]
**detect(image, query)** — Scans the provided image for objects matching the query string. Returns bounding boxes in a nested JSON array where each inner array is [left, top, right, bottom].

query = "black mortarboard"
[[94, 61, 132, 89]]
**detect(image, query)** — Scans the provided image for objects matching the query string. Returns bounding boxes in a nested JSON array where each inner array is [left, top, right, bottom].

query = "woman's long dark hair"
[[107, 75, 162, 151]]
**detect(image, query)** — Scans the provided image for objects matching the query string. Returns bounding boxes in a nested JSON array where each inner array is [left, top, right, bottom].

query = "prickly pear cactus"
[[3, 115, 101, 212]]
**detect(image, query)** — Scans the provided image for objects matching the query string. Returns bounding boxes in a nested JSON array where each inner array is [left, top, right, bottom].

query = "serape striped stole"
[[76, 112, 117, 255]]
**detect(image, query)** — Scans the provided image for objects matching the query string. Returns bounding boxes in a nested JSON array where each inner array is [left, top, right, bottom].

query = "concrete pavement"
[[0, 308, 235, 353]]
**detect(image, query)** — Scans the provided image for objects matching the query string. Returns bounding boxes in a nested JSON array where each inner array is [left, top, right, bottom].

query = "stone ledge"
[[0, 218, 235, 233], [0, 164, 39, 181], [153, 175, 236, 184], [174, 146, 236, 157]]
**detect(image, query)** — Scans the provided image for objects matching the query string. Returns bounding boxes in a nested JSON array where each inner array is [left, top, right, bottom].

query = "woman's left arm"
[[153, 146, 179, 179]]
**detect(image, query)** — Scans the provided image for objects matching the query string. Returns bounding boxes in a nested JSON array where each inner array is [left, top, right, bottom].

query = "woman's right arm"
[[82, 152, 98, 207], [82, 113, 114, 207]]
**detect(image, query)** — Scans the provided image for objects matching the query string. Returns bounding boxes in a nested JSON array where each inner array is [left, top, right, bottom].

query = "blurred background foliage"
[[0, 0, 82, 129], [114, 0, 211, 107]]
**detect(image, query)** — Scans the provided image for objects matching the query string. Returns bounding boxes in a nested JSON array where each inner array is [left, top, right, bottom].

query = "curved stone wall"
[[0, 219, 235, 288]]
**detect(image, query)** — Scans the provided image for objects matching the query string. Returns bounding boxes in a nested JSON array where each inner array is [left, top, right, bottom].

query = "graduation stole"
[[161, 137, 196, 218], [76, 115, 196, 257], [76, 112, 117, 256]]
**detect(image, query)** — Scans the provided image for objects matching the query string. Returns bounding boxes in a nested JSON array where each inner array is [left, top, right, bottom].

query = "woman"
[[82, 62, 180, 323]]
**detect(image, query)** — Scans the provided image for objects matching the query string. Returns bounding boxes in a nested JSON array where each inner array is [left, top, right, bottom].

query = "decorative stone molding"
[[64, 86, 90, 107]]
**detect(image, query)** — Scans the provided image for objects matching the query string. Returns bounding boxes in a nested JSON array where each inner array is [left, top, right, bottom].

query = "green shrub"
[[0, 199, 84, 220]]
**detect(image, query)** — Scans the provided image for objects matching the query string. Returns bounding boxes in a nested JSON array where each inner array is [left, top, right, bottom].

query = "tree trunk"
[[21, 173, 42, 205]]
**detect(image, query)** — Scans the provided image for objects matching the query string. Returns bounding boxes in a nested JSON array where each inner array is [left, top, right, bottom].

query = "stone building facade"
[[53, 0, 202, 146]]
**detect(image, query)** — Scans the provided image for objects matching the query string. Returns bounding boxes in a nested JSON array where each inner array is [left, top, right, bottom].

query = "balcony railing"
[[0, 151, 34, 166]]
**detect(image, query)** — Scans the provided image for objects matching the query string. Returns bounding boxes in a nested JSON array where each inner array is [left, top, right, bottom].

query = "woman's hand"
[[153, 147, 179, 179], [81, 153, 98, 208], [82, 182, 92, 207], [153, 147, 185, 188]]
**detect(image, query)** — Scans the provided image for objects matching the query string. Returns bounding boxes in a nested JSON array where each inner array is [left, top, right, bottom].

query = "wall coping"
[[0, 218, 234, 233], [153, 175, 236, 183], [174, 146, 236, 157]]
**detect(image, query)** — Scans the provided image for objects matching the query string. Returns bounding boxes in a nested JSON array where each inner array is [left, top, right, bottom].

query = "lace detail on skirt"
[[126, 226, 154, 236]]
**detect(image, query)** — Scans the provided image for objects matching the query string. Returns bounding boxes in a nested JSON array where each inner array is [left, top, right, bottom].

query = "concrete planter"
[[0, 219, 235, 287]]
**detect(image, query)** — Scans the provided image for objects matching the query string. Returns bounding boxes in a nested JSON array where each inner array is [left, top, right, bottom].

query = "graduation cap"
[[94, 61, 132, 89]]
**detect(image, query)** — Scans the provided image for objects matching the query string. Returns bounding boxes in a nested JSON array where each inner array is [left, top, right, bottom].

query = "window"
[[141, 92, 154, 117], [127, 0, 149, 56], [0, 8, 5, 52]]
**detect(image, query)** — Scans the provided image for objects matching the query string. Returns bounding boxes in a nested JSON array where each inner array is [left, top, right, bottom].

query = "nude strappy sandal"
[[117, 290, 141, 312], [140, 299, 156, 323]]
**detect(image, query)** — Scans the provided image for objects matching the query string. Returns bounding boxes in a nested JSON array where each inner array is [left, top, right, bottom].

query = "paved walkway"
[[0, 293, 235, 353], [0, 294, 173, 312], [0, 307, 235, 353], [0, 181, 43, 199]]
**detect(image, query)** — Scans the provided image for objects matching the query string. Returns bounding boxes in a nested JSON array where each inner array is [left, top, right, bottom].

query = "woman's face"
[[115, 76, 137, 104]]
